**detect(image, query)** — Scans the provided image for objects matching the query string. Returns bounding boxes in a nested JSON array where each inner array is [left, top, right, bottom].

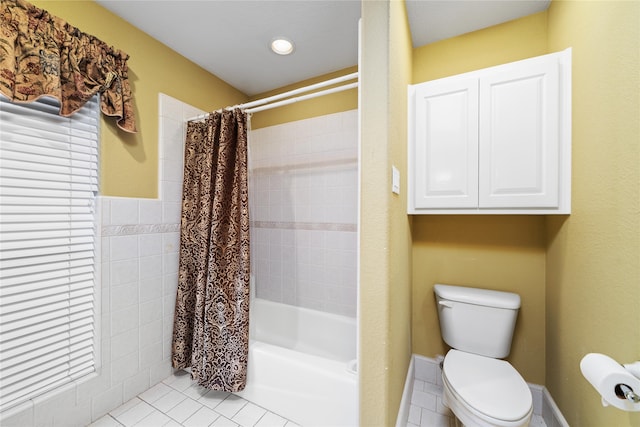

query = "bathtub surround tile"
[[111, 305, 140, 336], [139, 199, 164, 225], [111, 352, 141, 385], [111, 235, 139, 261], [124, 372, 151, 403], [111, 260, 141, 288], [249, 110, 358, 318], [140, 254, 163, 280], [111, 198, 140, 225]]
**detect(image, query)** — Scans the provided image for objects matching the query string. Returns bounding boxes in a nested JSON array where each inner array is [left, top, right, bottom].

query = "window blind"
[[0, 95, 100, 411]]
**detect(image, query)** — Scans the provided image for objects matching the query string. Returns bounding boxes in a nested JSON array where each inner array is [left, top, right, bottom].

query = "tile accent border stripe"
[[102, 223, 180, 237], [250, 157, 357, 175], [102, 221, 357, 235], [251, 221, 356, 232]]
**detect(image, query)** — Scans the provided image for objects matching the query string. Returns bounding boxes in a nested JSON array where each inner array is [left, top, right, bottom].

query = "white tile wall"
[[249, 110, 358, 317], [0, 94, 203, 427]]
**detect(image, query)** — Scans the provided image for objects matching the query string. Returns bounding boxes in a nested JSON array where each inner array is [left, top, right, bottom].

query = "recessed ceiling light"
[[270, 37, 295, 55]]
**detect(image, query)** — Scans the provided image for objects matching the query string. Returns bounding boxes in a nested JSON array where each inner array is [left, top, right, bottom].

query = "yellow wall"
[[546, 1, 640, 426], [360, 0, 413, 424], [410, 12, 549, 385], [31, 1, 247, 198]]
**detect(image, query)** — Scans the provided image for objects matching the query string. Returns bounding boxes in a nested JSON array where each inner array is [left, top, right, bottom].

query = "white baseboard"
[[395, 355, 415, 427], [398, 354, 568, 427], [542, 387, 570, 427]]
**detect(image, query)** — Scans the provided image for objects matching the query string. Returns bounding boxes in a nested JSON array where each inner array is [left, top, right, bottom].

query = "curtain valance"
[[0, 0, 137, 133]]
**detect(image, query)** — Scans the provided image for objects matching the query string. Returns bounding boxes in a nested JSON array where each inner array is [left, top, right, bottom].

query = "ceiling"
[[96, 0, 550, 96]]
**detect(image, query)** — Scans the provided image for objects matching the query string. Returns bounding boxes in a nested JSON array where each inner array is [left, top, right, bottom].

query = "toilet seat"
[[443, 350, 532, 426]]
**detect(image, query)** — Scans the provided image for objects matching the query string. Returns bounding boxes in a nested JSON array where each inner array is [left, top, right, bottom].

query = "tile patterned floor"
[[92, 369, 548, 427], [406, 377, 547, 427], [89, 372, 299, 427]]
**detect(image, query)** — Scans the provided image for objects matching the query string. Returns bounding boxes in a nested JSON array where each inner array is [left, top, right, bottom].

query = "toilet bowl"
[[433, 284, 533, 427], [442, 350, 532, 427]]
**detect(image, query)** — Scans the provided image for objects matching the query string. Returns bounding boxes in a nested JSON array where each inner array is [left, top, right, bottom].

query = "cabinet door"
[[478, 55, 560, 208], [413, 76, 479, 209]]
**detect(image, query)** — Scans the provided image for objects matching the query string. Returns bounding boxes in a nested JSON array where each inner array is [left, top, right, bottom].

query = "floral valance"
[[0, 0, 137, 132]]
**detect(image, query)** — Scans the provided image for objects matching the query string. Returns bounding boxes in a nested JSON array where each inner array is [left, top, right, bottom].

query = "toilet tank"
[[434, 284, 521, 359]]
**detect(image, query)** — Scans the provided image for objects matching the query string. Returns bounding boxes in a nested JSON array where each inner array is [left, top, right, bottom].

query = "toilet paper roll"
[[580, 353, 640, 412]]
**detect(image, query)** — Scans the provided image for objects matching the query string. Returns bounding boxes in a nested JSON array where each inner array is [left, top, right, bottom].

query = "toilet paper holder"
[[617, 383, 640, 403], [618, 361, 640, 403], [581, 354, 640, 411]]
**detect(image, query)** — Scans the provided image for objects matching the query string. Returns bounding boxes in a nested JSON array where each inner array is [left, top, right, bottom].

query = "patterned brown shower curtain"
[[171, 109, 250, 392]]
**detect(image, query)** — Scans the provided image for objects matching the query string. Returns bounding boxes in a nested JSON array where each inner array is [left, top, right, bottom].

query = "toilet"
[[434, 284, 533, 427]]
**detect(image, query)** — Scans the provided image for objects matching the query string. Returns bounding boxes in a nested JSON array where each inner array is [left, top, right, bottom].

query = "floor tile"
[[103, 373, 297, 427], [255, 412, 287, 427], [419, 409, 451, 427], [530, 414, 546, 427], [198, 390, 231, 410], [165, 398, 204, 423], [408, 404, 421, 425], [183, 406, 220, 427], [411, 388, 437, 411], [151, 389, 188, 413], [183, 384, 211, 401], [110, 398, 143, 418], [138, 382, 173, 404], [232, 402, 267, 427], [114, 401, 155, 426], [210, 415, 239, 427], [133, 410, 171, 426], [167, 372, 196, 392], [89, 415, 124, 427], [215, 395, 248, 419]]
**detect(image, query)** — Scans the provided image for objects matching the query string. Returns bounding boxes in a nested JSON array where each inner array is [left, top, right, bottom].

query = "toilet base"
[[442, 376, 532, 427]]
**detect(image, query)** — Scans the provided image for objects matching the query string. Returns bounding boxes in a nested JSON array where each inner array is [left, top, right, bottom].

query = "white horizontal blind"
[[0, 94, 100, 411]]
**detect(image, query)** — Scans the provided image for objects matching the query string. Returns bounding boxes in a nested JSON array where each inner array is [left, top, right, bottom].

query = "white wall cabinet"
[[408, 49, 571, 214]]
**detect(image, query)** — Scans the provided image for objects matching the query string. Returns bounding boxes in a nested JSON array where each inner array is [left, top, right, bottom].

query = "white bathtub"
[[237, 298, 358, 426]]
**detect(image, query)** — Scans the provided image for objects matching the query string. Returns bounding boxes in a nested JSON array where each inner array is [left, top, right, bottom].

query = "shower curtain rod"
[[246, 82, 358, 114], [186, 71, 358, 121]]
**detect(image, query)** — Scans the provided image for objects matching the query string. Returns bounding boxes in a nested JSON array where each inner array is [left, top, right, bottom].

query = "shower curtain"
[[171, 109, 250, 392]]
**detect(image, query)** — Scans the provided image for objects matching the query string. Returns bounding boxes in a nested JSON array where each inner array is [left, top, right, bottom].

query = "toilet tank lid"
[[434, 284, 521, 309]]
